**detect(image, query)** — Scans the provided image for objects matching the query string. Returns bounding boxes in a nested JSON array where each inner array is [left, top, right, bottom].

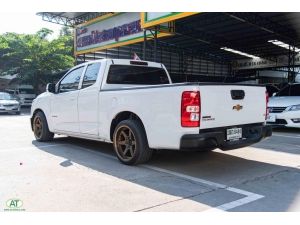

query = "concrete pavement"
[[0, 110, 299, 211]]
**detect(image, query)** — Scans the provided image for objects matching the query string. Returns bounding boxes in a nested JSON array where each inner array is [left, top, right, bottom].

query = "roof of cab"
[[76, 59, 163, 68]]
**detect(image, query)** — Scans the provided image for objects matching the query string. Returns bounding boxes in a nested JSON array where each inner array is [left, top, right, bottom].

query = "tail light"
[[181, 91, 201, 127], [265, 91, 269, 120]]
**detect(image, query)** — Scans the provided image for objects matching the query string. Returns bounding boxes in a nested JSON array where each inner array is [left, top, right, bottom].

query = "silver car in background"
[[0, 92, 21, 115]]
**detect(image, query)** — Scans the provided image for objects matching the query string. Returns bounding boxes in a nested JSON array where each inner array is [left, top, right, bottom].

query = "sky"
[[0, 12, 63, 39]]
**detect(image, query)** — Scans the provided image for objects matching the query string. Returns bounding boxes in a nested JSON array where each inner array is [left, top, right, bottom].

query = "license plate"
[[227, 128, 242, 141], [267, 114, 276, 122]]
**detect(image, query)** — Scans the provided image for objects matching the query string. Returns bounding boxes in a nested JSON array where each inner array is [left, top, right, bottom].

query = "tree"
[[0, 27, 75, 93], [59, 26, 73, 36]]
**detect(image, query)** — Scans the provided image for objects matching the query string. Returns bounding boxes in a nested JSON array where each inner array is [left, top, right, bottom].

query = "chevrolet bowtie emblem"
[[233, 104, 243, 111]]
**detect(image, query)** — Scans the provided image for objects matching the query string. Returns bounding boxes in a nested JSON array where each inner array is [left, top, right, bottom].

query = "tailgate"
[[199, 85, 266, 129]]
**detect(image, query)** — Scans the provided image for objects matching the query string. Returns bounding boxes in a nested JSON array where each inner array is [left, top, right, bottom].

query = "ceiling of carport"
[[163, 12, 300, 61]]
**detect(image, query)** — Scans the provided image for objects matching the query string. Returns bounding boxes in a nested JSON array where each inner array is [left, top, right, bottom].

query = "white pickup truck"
[[30, 59, 272, 165]]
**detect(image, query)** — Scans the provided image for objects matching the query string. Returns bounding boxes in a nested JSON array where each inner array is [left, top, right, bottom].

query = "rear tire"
[[113, 119, 153, 165], [33, 111, 54, 142]]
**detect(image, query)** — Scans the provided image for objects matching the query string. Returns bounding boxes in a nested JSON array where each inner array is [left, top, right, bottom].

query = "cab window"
[[81, 63, 101, 89], [59, 67, 84, 93]]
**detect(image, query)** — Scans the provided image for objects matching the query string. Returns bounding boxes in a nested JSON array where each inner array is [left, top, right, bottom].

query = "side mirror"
[[46, 83, 56, 93], [272, 92, 277, 97]]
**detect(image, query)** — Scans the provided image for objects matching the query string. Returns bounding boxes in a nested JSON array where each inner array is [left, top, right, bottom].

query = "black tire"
[[33, 111, 54, 142], [16, 111, 21, 115], [113, 119, 153, 165]]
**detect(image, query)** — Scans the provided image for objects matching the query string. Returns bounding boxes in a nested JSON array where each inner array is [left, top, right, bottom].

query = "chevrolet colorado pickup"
[[31, 59, 272, 165]]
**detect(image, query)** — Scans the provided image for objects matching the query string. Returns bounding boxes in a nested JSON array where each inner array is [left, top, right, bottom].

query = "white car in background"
[[6, 85, 36, 106], [0, 92, 21, 114], [267, 83, 300, 128]]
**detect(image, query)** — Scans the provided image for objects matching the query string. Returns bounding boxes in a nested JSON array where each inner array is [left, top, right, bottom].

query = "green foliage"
[[0, 27, 75, 91], [59, 26, 73, 37]]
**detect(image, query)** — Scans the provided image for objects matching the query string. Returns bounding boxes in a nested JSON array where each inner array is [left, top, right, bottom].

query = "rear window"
[[107, 65, 169, 85]]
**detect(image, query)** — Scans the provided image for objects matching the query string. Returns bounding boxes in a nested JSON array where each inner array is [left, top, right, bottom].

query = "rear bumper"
[[180, 124, 272, 151]]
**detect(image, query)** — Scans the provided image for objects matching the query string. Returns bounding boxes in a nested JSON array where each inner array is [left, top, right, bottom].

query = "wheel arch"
[[110, 111, 147, 141], [30, 108, 46, 131]]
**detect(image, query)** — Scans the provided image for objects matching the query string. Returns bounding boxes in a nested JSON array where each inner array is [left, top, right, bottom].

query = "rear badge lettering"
[[202, 116, 215, 121]]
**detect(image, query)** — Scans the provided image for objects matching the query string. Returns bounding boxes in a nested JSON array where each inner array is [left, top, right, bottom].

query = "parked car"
[[6, 85, 36, 106], [0, 92, 21, 115], [267, 83, 300, 128], [30, 59, 272, 165]]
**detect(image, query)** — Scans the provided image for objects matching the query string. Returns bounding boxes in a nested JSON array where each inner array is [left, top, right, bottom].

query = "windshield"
[[276, 84, 300, 96], [0, 92, 17, 100], [19, 88, 35, 94]]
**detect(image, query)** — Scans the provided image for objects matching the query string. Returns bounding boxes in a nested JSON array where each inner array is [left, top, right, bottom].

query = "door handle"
[[231, 90, 245, 100], [69, 98, 76, 101]]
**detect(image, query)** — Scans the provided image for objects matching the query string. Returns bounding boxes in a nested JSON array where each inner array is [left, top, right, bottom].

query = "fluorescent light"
[[268, 40, 300, 52], [220, 47, 260, 59]]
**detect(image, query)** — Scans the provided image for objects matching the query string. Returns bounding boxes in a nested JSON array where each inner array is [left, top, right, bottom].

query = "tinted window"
[[276, 85, 290, 96], [266, 85, 279, 96], [82, 63, 101, 89], [290, 84, 300, 96], [19, 88, 35, 94], [107, 65, 169, 85], [276, 84, 300, 96], [5, 90, 15, 94], [59, 67, 84, 93]]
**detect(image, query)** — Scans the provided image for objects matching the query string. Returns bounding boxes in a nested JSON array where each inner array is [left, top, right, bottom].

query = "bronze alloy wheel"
[[33, 116, 43, 139], [115, 125, 136, 161], [113, 119, 153, 165]]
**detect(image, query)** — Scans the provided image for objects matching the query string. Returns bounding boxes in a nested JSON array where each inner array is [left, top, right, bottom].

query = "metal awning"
[[162, 12, 300, 61], [38, 12, 300, 61], [38, 12, 300, 82], [37, 12, 111, 26]]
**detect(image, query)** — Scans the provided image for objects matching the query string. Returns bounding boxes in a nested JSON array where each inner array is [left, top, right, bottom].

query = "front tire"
[[33, 111, 54, 142], [113, 119, 153, 165]]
